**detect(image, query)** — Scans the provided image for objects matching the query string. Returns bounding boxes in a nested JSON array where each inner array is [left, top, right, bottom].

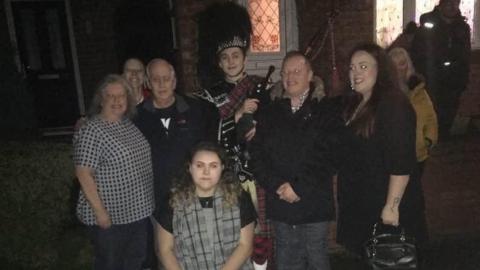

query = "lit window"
[[415, 0, 438, 22], [376, 0, 477, 48], [375, 0, 403, 48], [248, 0, 281, 53]]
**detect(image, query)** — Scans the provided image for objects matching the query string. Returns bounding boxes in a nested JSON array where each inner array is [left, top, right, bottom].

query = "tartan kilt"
[[241, 180, 275, 269]]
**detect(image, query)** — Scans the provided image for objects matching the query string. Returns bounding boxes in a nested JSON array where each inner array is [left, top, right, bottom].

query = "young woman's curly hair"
[[169, 141, 242, 209]]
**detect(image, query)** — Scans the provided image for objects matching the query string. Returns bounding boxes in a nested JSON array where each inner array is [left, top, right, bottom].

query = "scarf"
[[172, 191, 253, 270], [218, 76, 257, 119]]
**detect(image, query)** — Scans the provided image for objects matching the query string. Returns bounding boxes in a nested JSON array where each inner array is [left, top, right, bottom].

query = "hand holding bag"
[[364, 223, 417, 270]]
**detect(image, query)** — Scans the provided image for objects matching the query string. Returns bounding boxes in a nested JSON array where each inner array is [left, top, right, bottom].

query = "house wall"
[[174, 0, 225, 92], [69, 0, 121, 105]]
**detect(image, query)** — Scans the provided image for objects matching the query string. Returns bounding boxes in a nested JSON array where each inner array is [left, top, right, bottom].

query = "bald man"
[[135, 58, 210, 208]]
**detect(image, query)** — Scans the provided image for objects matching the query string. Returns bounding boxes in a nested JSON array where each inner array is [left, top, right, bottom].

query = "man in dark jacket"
[[134, 58, 209, 208], [410, 0, 470, 140], [133, 58, 210, 269], [250, 51, 341, 270]]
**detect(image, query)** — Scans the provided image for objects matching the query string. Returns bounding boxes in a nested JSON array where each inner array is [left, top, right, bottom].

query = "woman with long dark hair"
[[336, 43, 425, 256]]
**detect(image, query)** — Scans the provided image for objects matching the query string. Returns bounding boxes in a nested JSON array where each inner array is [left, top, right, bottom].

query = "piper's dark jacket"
[[250, 88, 343, 225]]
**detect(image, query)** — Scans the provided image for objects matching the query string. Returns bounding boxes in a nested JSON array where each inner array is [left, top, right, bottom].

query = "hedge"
[[0, 141, 79, 269]]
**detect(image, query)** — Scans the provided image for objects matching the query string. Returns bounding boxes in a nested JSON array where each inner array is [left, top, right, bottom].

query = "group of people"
[[73, 0, 470, 269]]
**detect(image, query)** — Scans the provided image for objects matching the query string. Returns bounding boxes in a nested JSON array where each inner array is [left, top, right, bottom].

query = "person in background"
[[74, 74, 154, 270], [336, 44, 423, 261], [410, 0, 470, 140], [122, 58, 150, 104], [389, 47, 438, 176], [389, 21, 418, 52], [156, 141, 256, 270], [389, 46, 437, 255], [74, 58, 149, 131], [251, 51, 341, 270]]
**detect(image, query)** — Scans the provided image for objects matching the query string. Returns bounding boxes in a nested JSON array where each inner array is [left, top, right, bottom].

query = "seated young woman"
[[155, 141, 257, 270]]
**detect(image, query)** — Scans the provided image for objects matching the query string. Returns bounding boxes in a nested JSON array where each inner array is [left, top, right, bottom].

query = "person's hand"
[[235, 99, 259, 122], [381, 205, 399, 226], [74, 116, 87, 131], [95, 210, 112, 229], [276, 182, 300, 203], [244, 125, 256, 141], [241, 98, 259, 114]]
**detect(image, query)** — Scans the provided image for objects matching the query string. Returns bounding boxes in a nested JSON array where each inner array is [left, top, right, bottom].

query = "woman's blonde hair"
[[388, 47, 415, 81], [169, 141, 242, 209]]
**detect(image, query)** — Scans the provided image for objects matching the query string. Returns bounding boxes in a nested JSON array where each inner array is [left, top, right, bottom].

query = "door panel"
[[12, 0, 78, 128]]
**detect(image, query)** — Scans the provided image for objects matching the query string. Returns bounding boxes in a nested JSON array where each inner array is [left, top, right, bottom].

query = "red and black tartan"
[[218, 76, 259, 119], [217, 75, 275, 269], [252, 185, 275, 270]]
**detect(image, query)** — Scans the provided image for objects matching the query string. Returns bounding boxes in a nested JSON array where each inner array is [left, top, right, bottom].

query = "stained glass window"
[[248, 0, 280, 52], [375, 0, 403, 48]]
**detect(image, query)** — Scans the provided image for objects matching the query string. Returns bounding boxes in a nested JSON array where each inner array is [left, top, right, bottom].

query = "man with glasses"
[[250, 51, 342, 270]]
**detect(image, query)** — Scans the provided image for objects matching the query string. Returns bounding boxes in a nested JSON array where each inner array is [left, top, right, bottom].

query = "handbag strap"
[[370, 223, 407, 254], [371, 222, 406, 239]]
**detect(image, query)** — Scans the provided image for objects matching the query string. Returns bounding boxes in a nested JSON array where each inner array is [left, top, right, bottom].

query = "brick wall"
[[70, 0, 121, 106], [296, 0, 374, 96], [174, 0, 225, 93]]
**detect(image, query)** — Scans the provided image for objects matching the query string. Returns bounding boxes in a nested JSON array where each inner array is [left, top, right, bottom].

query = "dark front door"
[[11, 0, 79, 128]]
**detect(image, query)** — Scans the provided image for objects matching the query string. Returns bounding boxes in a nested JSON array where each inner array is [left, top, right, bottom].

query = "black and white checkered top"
[[74, 116, 155, 225]]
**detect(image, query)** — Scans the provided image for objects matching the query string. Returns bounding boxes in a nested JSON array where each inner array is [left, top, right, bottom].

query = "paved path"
[[423, 134, 480, 235]]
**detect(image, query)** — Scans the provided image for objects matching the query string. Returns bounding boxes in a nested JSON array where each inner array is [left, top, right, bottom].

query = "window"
[[375, 0, 478, 48], [238, 0, 298, 81], [248, 0, 281, 52], [375, 0, 403, 48]]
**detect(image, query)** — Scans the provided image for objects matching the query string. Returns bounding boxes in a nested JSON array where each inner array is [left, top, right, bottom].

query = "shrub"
[[0, 141, 75, 269]]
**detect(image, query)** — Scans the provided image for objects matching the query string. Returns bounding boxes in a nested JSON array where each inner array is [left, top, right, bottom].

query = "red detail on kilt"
[[253, 185, 275, 269]]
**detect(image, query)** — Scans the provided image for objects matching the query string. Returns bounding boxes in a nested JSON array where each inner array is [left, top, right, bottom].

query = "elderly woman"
[[74, 74, 154, 270]]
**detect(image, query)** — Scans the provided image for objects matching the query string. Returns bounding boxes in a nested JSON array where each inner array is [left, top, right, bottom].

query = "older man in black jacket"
[[250, 51, 342, 270], [134, 59, 210, 269]]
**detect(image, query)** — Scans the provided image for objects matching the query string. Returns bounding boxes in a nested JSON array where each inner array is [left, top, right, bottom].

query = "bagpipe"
[[236, 65, 275, 138], [303, 6, 341, 96]]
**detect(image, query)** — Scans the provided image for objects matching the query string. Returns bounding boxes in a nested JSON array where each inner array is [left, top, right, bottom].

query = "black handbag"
[[363, 223, 417, 270]]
